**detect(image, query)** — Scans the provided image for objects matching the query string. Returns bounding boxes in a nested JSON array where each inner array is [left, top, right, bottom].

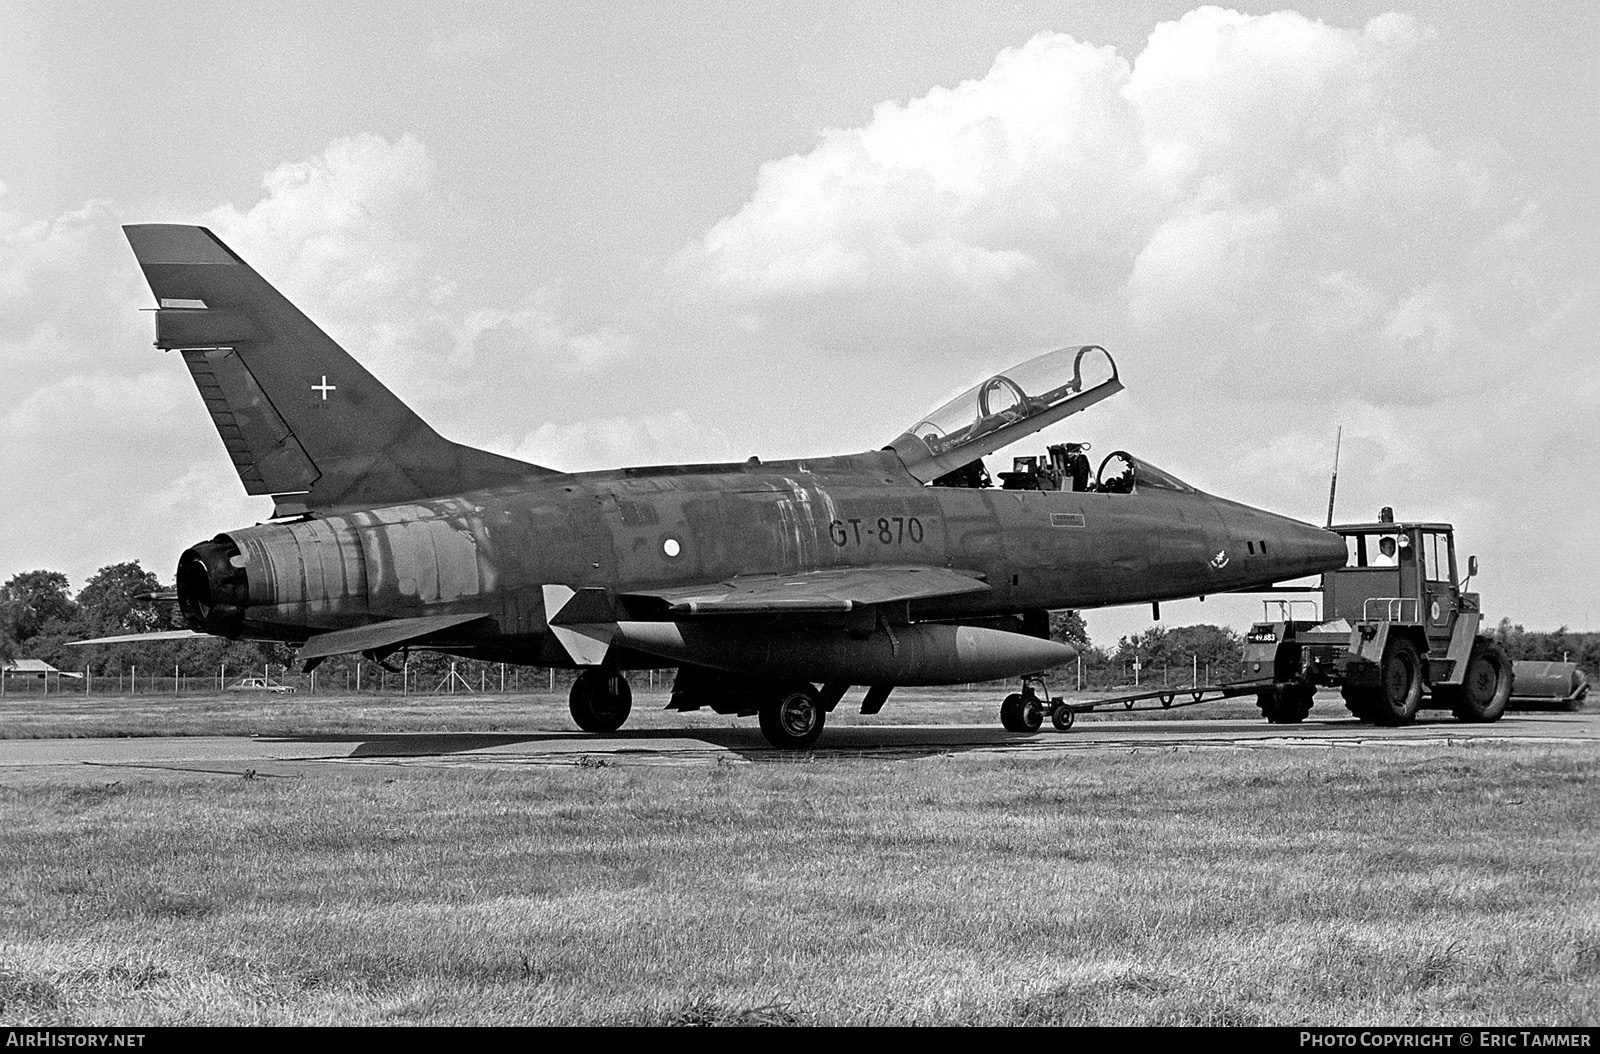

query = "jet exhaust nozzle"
[[175, 536, 248, 636]]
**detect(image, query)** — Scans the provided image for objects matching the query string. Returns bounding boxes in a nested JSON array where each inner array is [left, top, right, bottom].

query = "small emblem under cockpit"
[[1210, 550, 1229, 570]]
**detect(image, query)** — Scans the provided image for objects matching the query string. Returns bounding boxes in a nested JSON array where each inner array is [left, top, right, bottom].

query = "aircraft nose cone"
[[1217, 501, 1349, 581], [1271, 519, 1348, 579], [1306, 524, 1349, 571]]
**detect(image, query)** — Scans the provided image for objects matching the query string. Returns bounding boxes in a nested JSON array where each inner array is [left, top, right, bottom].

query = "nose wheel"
[[1001, 676, 1062, 733]]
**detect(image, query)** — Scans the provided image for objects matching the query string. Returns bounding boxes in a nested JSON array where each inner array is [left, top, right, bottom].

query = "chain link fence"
[[1, 653, 1244, 698]]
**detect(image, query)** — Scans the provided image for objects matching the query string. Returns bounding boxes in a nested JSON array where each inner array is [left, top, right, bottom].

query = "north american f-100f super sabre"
[[104, 224, 1347, 748]]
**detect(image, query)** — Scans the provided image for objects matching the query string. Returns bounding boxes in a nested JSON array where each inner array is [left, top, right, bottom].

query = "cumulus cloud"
[[673, 31, 1148, 358], [672, 16, 1589, 400], [193, 134, 657, 444], [203, 133, 439, 319], [672, 6, 1515, 395]]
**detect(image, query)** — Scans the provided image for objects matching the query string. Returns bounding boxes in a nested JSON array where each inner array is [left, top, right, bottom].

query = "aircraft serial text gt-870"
[[110, 224, 1347, 749]]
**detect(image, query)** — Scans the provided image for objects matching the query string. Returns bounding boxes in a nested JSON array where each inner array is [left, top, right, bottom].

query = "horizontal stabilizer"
[[66, 629, 213, 646], [624, 565, 989, 615], [296, 613, 494, 661]]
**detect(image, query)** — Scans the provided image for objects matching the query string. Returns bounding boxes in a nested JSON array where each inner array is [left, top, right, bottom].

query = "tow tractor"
[[1237, 514, 1514, 724], [1031, 511, 1587, 731]]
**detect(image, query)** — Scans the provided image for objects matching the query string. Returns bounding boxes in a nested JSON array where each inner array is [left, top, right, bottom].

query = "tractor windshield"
[[887, 345, 1122, 483]]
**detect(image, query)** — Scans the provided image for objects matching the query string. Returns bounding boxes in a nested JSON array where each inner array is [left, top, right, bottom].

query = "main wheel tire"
[[1258, 682, 1315, 724], [1367, 638, 1424, 726], [568, 669, 633, 733], [1050, 703, 1076, 732], [999, 692, 1025, 732], [1453, 642, 1513, 723], [758, 684, 827, 750]]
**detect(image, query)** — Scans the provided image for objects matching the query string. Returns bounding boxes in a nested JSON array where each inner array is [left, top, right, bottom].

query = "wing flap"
[[624, 565, 989, 615]]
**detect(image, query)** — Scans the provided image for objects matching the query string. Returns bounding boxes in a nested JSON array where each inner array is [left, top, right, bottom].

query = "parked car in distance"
[[227, 677, 295, 694]]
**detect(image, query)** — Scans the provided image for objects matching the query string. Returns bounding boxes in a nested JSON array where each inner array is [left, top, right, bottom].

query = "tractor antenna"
[[1325, 426, 1342, 528]]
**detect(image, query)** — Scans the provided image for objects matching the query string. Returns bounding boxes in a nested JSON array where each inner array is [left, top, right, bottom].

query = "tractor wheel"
[[1341, 685, 1378, 722], [1258, 682, 1315, 724], [1452, 642, 1513, 723], [1365, 639, 1424, 726], [758, 683, 827, 750], [569, 669, 633, 734]]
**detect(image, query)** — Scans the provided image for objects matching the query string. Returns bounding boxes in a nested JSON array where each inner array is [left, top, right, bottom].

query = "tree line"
[[0, 563, 298, 681], [1051, 611, 1250, 687]]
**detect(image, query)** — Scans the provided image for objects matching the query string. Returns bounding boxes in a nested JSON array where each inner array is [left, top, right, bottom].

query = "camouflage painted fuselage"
[[202, 449, 1345, 666]]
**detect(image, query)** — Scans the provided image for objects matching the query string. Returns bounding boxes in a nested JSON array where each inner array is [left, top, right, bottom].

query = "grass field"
[[1, 691, 1596, 1025]]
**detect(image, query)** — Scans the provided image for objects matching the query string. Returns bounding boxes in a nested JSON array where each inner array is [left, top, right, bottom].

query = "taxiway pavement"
[[0, 712, 1594, 784]]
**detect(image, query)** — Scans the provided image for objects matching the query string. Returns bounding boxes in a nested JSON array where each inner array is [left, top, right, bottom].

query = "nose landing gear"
[[1000, 675, 1067, 734]]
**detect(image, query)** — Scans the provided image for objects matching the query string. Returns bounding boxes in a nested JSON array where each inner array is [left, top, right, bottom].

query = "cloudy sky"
[[2, 1, 1595, 647]]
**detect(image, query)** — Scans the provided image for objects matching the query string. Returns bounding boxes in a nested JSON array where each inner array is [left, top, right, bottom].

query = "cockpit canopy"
[[886, 345, 1122, 483], [1091, 451, 1196, 494], [979, 445, 1198, 494]]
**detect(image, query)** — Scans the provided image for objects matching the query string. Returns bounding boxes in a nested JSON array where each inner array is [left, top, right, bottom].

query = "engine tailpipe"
[[175, 536, 248, 636]]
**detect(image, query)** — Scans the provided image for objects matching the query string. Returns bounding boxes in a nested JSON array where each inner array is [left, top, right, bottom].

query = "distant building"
[[1, 658, 83, 682]]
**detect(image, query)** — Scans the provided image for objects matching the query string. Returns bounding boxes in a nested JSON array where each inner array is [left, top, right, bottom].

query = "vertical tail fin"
[[124, 224, 558, 514]]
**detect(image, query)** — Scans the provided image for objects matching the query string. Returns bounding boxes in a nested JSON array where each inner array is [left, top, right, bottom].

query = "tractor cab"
[[1325, 518, 1478, 651]]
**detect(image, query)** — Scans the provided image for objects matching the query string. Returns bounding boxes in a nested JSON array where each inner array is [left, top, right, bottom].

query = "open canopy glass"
[[886, 345, 1123, 483]]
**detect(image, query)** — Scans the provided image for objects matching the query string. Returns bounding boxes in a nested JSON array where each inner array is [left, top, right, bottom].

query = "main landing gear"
[[571, 667, 830, 750], [569, 668, 633, 734], [757, 682, 828, 750]]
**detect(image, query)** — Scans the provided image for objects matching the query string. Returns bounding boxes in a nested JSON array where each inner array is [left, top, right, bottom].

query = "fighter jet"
[[109, 224, 1347, 748]]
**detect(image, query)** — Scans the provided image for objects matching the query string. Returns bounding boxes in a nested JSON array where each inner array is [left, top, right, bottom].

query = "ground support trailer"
[[1000, 675, 1277, 732], [1507, 662, 1590, 712]]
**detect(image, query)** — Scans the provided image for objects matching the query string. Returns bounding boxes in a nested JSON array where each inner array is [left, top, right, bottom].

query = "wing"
[[621, 565, 989, 615], [68, 616, 497, 664], [66, 629, 214, 646], [547, 567, 994, 669]]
